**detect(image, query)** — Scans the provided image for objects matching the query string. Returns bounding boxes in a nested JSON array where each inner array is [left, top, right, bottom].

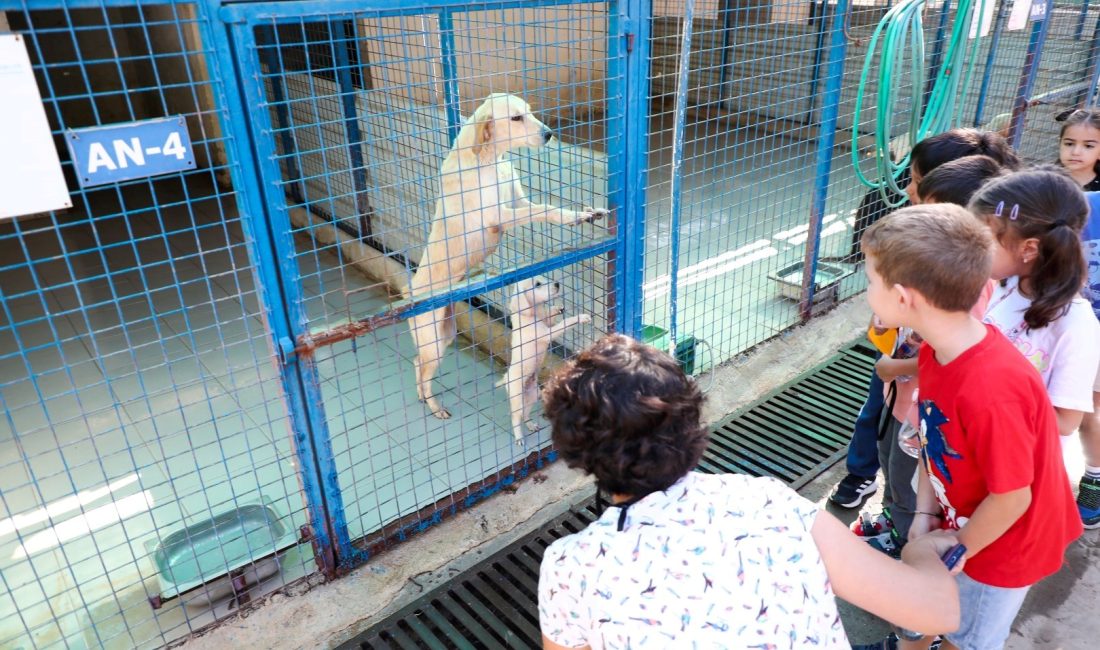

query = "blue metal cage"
[[1, 0, 1097, 647]]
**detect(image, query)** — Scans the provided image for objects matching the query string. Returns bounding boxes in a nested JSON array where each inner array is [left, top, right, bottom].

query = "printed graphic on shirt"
[[919, 400, 968, 530], [537, 473, 849, 649], [919, 400, 962, 482], [1085, 238, 1100, 317]]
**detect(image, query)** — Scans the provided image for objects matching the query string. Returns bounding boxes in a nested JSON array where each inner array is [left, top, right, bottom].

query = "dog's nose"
[[553, 282, 561, 291], [541, 127, 553, 143]]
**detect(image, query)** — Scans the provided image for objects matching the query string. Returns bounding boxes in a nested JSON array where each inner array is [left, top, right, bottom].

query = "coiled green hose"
[[852, 0, 990, 205]]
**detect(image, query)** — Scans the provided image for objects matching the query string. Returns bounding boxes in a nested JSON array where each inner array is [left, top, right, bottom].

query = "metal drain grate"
[[340, 342, 876, 649]]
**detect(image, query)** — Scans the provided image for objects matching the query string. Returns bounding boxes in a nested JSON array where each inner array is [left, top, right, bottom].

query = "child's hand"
[[908, 511, 938, 542], [923, 530, 966, 575]]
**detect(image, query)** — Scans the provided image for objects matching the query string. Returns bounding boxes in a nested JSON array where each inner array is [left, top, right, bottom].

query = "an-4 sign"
[[65, 116, 196, 188]]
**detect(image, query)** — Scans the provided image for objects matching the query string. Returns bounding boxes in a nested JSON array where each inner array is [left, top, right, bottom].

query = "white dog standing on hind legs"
[[407, 93, 608, 419], [499, 277, 591, 447]]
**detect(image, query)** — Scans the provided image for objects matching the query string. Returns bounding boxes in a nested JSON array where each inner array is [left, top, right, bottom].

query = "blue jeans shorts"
[[944, 572, 1030, 650]]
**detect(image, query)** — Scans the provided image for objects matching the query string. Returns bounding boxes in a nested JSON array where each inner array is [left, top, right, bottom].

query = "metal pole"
[[799, 0, 851, 319], [1008, 0, 1054, 148], [438, 9, 462, 145], [667, 0, 695, 354], [615, 0, 653, 339], [974, 0, 1009, 127], [333, 20, 375, 239]]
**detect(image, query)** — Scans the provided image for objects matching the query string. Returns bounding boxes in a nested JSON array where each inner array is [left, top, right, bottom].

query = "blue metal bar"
[[799, 0, 851, 318], [1083, 10, 1100, 106], [0, 0, 167, 8], [332, 19, 374, 238], [218, 0, 595, 24], [208, 7, 357, 572], [1076, 0, 1091, 41], [1008, 0, 1055, 148], [973, 0, 1010, 127], [718, 0, 735, 112], [666, 0, 694, 353], [923, 0, 952, 113], [805, 0, 830, 121], [614, 0, 651, 340], [437, 10, 463, 144], [308, 239, 618, 345], [258, 33, 305, 205]]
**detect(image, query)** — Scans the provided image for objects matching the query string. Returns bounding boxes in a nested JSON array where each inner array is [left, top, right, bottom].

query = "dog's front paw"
[[432, 406, 452, 420], [577, 314, 592, 326], [513, 434, 526, 448], [578, 207, 609, 224], [525, 419, 540, 433]]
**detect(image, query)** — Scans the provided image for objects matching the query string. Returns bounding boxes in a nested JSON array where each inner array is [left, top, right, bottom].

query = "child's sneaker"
[[850, 510, 894, 537], [1078, 474, 1100, 529], [830, 473, 879, 508], [866, 528, 903, 559]]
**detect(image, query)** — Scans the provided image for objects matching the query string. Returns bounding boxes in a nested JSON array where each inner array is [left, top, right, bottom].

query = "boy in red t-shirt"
[[861, 204, 1082, 650]]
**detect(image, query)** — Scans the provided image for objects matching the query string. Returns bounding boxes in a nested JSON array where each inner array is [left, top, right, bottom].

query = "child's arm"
[[909, 466, 944, 541], [1055, 407, 1085, 437], [813, 510, 960, 634], [956, 486, 1032, 560], [875, 356, 918, 383]]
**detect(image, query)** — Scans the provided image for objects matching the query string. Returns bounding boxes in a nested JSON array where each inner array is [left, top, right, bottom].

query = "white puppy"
[[499, 276, 590, 446], [408, 93, 607, 419]]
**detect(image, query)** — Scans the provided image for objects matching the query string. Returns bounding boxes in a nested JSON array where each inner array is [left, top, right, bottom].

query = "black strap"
[[878, 380, 898, 441]]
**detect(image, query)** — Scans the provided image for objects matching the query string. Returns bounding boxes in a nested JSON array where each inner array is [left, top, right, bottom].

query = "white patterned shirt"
[[538, 472, 848, 648]]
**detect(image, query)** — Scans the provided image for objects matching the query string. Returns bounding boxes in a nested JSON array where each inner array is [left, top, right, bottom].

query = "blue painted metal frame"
[[614, 0, 650, 340], [1008, 0, 1054, 148], [437, 10, 464, 144], [799, 0, 850, 318], [187, 0, 348, 575], [218, 0, 592, 24], [973, 0, 1009, 127], [666, 0, 694, 353]]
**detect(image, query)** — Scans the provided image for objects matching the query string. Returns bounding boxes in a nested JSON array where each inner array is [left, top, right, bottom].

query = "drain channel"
[[341, 341, 876, 649]]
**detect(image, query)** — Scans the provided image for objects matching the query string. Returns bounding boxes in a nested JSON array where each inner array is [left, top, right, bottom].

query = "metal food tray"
[[146, 499, 296, 605], [768, 261, 853, 302]]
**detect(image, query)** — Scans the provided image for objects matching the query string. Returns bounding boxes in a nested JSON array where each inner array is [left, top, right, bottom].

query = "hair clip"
[[1054, 108, 1075, 122], [993, 201, 1019, 220]]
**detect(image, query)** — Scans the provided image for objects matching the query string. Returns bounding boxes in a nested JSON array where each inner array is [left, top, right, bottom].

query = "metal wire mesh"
[[0, 3, 314, 648], [4, 0, 1100, 647], [242, 1, 618, 552]]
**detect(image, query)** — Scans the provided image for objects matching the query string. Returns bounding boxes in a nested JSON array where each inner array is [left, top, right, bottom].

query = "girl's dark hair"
[[911, 128, 1020, 177], [1056, 108, 1100, 177], [542, 334, 707, 497], [968, 166, 1089, 329], [917, 155, 1006, 205]]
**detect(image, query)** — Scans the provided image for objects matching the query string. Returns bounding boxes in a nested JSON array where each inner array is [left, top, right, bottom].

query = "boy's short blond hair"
[[862, 204, 993, 312]]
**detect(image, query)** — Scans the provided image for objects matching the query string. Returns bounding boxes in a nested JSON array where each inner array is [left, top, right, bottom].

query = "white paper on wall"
[[1008, 0, 1034, 31], [0, 33, 72, 220]]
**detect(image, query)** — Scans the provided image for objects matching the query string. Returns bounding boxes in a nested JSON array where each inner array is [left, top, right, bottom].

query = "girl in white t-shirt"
[[969, 169, 1100, 525]]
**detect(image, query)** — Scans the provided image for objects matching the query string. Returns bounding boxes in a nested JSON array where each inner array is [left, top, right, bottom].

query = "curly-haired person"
[[537, 334, 961, 649]]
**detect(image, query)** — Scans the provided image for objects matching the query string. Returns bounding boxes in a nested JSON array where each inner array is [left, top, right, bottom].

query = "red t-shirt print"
[[917, 324, 1082, 588]]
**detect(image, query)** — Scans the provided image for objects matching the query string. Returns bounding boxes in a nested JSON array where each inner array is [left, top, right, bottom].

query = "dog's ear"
[[471, 115, 493, 158]]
